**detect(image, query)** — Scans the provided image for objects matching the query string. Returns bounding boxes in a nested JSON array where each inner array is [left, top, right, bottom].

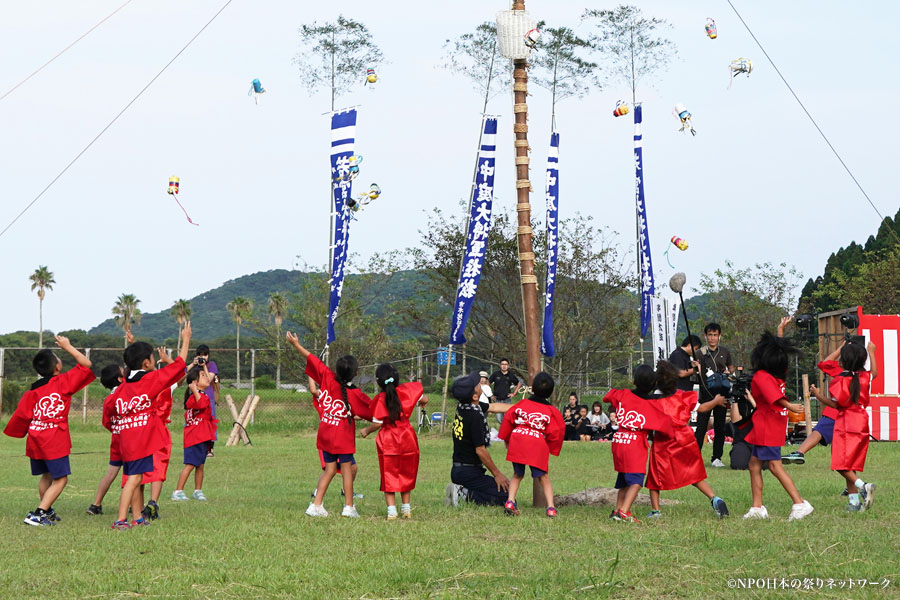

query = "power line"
[[0, 0, 236, 241], [725, 0, 900, 246], [0, 0, 137, 103]]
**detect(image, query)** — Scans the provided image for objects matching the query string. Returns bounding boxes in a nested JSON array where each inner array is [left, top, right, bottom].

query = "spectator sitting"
[[563, 392, 585, 416], [587, 402, 612, 440], [563, 407, 579, 441], [574, 406, 592, 441]]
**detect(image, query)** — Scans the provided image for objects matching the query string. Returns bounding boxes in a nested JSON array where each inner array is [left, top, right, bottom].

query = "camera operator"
[[189, 344, 220, 456], [694, 323, 734, 467], [668, 335, 702, 392]]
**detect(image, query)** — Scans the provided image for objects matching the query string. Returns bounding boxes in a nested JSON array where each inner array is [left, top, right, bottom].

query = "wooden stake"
[[225, 394, 250, 445], [802, 374, 812, 437], [227, 394, 253, 446]]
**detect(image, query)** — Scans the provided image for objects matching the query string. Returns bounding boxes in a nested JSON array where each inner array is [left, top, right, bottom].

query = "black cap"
[[451, 371, 482, 402]]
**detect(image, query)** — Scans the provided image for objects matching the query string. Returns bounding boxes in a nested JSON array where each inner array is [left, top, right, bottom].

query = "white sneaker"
[[861, 482, 875, 510], [743, 506, 769, 519], [711, 458, 725, 468], [305, 503, 328, 517], [170, 490, 189, 501], [341, 505, 359, 518], [192, 490, 207, 501], [788, 500, 814, 521]]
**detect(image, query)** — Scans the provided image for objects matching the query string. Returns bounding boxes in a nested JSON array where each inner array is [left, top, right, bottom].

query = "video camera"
[[727, 368, 753, 405]]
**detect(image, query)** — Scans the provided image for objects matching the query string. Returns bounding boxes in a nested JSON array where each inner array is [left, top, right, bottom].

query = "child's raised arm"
[[286, 332, 310, 358], [868, 341, 879, 380], [55, 335, 91, 368], [809, 384, 838, 409], [178, 322, 192, 363]]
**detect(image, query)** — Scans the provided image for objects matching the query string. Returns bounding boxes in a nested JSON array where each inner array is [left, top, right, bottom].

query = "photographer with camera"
[[189, 344, 219, 456], [668, 335, 702, 392], [694, 323, 734, 467]]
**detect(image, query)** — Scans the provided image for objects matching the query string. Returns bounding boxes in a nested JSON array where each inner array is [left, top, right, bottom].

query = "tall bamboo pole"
[[511, 0, 541, 386]]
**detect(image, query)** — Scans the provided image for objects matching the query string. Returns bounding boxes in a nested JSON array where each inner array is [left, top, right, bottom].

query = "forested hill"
[[89, 269, 428, 341]]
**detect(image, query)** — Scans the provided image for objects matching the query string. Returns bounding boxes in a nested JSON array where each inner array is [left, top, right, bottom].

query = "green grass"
[[1, 422, 898, 599]]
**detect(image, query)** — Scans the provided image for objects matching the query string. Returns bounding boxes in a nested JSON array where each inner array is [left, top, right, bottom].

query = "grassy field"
[[0, 422, 898, 599]]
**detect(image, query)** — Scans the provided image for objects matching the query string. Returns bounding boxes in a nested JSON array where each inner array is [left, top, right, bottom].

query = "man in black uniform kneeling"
[[445, 372, 512, 506]]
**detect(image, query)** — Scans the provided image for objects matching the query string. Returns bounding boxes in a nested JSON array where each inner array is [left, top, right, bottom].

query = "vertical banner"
[[541, 132, 559, 357], [327, 109, 357, 345], [634, 104, 655, 339], [651, 296, 682, 365], [667, 297, 681, 357], [449, 117, 498, 345]]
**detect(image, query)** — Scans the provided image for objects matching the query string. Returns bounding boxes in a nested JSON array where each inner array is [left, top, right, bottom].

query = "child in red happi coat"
[[3, 336, 95, 527], [287, 332, 373, 518], [646, 361, 729, 519], [86, 365, 126, 516], [498, 372, 565, 518], [360, 363, 428, 519], [811, 341, 878, 511], [603, 365, 673, 523], [171, 366, 218, 501]]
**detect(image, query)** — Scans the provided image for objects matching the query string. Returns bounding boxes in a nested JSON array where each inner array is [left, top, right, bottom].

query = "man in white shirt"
[[478, 371, 493, 414]]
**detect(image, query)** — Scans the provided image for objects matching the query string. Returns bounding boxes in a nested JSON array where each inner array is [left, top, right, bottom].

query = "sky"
[[1, 0, 898, 336]]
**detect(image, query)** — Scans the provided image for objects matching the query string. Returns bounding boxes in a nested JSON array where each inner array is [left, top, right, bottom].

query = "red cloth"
[[184, 390, 218, 447], [306, 355, 372, 455], [647, 391, 706, 490], [371, 382, 423, 492], [113, 358, 186, 462], [818, 360, 871, 472], [745, 371, 788, 448], [102, 391, 122, 462], [3, 365, 96, 460], [498, 399, 565, 473], [121, 443, 171, 487], [817, 361, 842, 421], [603, 389, 673, 474]]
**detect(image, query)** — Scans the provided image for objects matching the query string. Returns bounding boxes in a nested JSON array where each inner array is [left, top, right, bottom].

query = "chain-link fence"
[[0, 345, 708, 428]]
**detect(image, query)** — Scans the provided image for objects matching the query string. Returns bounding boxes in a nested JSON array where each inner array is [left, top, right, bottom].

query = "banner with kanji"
[[635, 104, 655, 339], [327, 109, 357, 344], [541, 131, 559, 357], [449, 117, 498, 345]]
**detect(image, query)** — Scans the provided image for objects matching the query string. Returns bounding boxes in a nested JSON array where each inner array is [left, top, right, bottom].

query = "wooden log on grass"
[[227, 394, 253, 446], [225, 394, 250, 445]]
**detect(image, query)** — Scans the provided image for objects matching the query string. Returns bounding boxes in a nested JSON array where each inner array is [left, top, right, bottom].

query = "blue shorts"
[[512, 462, 547, 479], [123, 455, 154, 476], [751, 445, 782, 461], [30, 456, 71, 479], [322, 451, 355, 464], [184, 442, 210, 467], [813, 416, 835, 446], [109, 459, 123, 467], [615, 472, 644, 489]]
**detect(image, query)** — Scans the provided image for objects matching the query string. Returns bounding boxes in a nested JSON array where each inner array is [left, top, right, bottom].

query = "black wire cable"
[[0, 0, 236, 240], [725, 0, 900, 246]]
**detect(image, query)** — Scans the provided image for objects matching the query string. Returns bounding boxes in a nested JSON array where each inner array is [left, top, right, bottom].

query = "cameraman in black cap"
[[445, 372, 513, 506]]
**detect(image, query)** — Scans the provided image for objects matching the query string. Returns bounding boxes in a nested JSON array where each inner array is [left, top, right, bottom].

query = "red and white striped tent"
[[858, 307, 900, 441]]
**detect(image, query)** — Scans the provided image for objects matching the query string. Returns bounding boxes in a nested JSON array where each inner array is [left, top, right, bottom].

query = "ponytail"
[[335, 355, 358, 424], [376, 363, 401, 424], [849, 372, 860, 405], [839, 343, 867, 406]]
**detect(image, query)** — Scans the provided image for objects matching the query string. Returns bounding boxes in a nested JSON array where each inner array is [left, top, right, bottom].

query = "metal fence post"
[[0, 347, 5, 414], [250, 349, 256, 425], [83, 348, 91, 424]]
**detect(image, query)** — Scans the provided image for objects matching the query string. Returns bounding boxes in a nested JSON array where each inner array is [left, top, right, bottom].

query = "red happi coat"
[[306, 355, 372, 455], [745, 371, 788, 448], [647, 390, 706, 490], [102, 390, 122, 462], [819, 360, 871, 472], [498, 398, 565, 472], [112, 358, 186, 462], [3, 365, 96, 460], [371, 382, 423, 492], [603, 389, 673, 474], [184, 389, 218, 447]]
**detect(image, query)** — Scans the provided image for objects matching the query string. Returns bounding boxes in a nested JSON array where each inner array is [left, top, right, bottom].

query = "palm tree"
[[268, 292, 288, 388], [112, 294, 141, 348], [29, 266, 55, 348], [226, 297, 253, 384], [170, 299, 192, 349]]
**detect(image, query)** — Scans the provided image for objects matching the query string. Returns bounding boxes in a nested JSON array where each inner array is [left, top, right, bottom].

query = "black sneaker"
[[840, 488, 849, 497], [24, 511, 54, 527], [145, 500, 160, 520], [86, 504, 103, 516], [711, 496, 729, 519], [45, 508, 61, 522], [781, 451, 805, 465]]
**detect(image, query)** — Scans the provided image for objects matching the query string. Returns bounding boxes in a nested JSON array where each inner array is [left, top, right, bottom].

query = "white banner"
[[651, 296, 681, 366]]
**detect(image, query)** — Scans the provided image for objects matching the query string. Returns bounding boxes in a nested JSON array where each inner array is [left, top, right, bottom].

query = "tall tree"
[[268, 292, 288, 388], [582, 5, 677, 104], [29, 266, 55, 348], [170, 299, 192, 350], [293, 15, 384, 111], [441, 21, 511, 112], [226, 297, 253, 384], [112, 293, 141, 348]]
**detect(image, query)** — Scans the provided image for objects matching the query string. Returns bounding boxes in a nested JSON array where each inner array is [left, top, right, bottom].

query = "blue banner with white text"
[[635, 105, 655, 339], [327, 109, 357, 344], [449, 117, 498, 346], [541, 132, 559, 357]]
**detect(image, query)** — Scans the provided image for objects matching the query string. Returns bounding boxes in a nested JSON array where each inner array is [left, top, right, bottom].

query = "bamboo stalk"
[[802, 374, 812, 437]]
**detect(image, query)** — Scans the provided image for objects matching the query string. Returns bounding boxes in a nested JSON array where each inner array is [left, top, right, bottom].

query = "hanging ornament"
[[728, 58, 753, 88], [613, 100, 630, 117], [248, 78, 266, 105], [705, 18, 718, 39], [166, 175, 198, 226], [673, 103, 696, 136]]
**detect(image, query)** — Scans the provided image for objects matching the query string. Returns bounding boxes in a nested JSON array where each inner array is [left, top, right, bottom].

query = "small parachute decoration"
[[664, 235, 688, 267], [248, 78, 266, 104], [728, 58, 752, 88], [347, 183, 381, 215], [673, 103, 696, 136], [524, 28, 540, 49], [705, 18, 717, 39], [333, 155, 363, 183], [364, 68, 378, 86], [166, 175, 199, 226], [613, 100, 630, 117]]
